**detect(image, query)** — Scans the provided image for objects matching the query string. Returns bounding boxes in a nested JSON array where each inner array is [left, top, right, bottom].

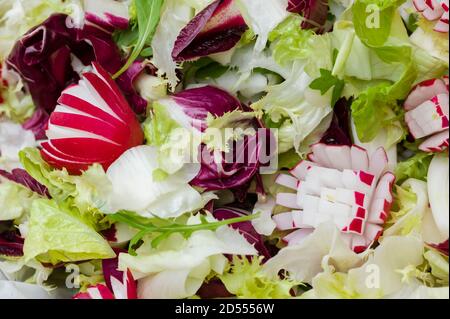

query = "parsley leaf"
[[309, 68, 345, 107]]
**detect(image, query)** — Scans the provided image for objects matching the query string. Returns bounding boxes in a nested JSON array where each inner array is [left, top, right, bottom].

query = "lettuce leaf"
[[118, 213, 257, 299], [23, 199, 115, 265], [219, 256, 300, 298], [352, 0, 406, 47], [0, 180, 39, 221], [395, 152, 433, 184], [18, 148, 112, 230]]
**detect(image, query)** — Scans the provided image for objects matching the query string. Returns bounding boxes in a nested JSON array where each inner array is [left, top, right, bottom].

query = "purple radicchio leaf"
[[197, 279, 233, 298], [0, 228, 24, 258], [0, 168, 50, 197], [287, 0, 329, 30], [6, 14, 146, 114], [83, 0, 130, 32], [429, 239, 449, 256], [191, 128, 275, 191], [171, 85, 242, 131], [102, 248, 127, 292], [22, 108, 49, 140], [213, 207, 271, 259], [172, 0, 248, 61], [115, 61, 157, 114], [320, 98, 352, 146]]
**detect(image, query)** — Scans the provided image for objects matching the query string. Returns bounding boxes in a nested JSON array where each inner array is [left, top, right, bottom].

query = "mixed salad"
[[0, 0, 449, 299]]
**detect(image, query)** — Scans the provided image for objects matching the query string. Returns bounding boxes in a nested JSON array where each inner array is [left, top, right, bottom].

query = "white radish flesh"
[[323, 145, 352, 170], [289, 160, 316, 180], [275, 174, 299, 190], [419, 130, 450, 152], [404, 79, 447, 111], [351, 145, 369, 171], [276, 193, 301, 209], [369, 147, 389, 177], [273, 212, 295, 230]]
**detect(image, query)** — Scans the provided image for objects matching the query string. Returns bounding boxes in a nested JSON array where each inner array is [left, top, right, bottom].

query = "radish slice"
[[322, 145, 352, 170], [43, 63, 144, 174], [405, 78, 448, 111], [275, 174, 299, 190], [273, 144, 394, 253], [273, 212, 295, 230], [310, 143, 333, 168], [368, 147, 389, 177], [419, 130, 450, 152], [351, 145, 370, 171], [404, 76, 449, 153], [276, 193, 301, 209], [289, 160, 316, 180]]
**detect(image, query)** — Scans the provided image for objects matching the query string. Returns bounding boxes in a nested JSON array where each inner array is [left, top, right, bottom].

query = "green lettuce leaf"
[[219, 256, 301, 299], [352, 0, 406, 47], [23, 199, 115, 265], [0, 180, 39, 221], [18, 148, 112, 230], [395, 152, 433, 184]]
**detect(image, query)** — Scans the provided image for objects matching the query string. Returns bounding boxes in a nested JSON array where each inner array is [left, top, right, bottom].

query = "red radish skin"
[[272, 144, 395, 253], [42, 63, 144, 174], [404, 76, 449, 153]]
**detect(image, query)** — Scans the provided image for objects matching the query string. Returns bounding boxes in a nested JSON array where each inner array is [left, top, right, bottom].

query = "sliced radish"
[[351, 145, 370, 171], [310, 143, 333, 168], [419, 130, 450, 152], [273, 144, 394, 253], [428, 154, 449, 239], [289, 160, 316, 180], [404, 76, 449, 153], [404, 78, 448, 111], [276, 193, 301, 209], [322, 145, 352, 170], [368, 147, 389, 177], [43, 63, 144, 174], [273, 212, 295, 230], [275, 174, 299, 190]]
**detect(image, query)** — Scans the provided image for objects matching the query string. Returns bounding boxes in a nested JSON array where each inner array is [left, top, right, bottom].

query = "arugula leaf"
[[108, 211, 260, 255], [113, 0, 164, 78], [309, 69, 345, 107]]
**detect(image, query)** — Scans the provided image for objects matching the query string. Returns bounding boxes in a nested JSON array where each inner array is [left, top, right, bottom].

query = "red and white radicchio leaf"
[[404, 77, 449, 153], [273, 144, 395, 253], [83, 0, 130, 32], [41, 62, 144, 174], [172, 0, 247, 61]]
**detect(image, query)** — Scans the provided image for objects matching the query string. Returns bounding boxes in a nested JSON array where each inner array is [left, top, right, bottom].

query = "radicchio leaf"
[[6, 14, 147, 114], [430, 239, 449, 256], [0, 228, 24, 258], [321, 98, 352, 146], [172, 0, 247, 61], [22, 108, 49, 140], [213, 207, 271, 259], [116, 61, 158, 114], [287, 0, 329, 29], [0, 168, 49, 197]]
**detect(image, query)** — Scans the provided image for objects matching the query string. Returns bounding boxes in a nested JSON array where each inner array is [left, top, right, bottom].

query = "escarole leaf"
[[219, 256, 301, 298], [108, 211, 260, 255], [113, 0, 164, 78], [23, 199, 115, 264]]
